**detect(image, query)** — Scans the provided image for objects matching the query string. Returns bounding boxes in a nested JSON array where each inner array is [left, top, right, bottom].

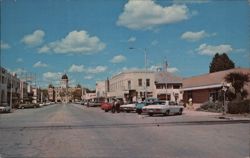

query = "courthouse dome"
[[61, 74, 68, 80]]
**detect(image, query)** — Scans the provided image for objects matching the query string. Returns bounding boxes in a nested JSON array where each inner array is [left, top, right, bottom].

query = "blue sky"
[[1, 0, 250, 89]]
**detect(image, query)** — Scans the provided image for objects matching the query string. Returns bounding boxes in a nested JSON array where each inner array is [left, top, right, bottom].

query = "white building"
[[154, 71, 183, 102], [0, 67, 21, 107], [107, 70, 155, 103], [96, 80, 109, 102], [95, 61, 183, 103], [83, 92, 96, 101]]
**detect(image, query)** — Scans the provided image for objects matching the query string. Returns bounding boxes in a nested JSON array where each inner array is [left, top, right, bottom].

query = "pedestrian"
[[111, 99, 116, 113], [115, 99, 120, 113]]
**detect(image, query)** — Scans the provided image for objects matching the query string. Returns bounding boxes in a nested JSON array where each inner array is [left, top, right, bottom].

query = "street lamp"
[[222, 82, 230, 115], [129, 47, 148, 100]]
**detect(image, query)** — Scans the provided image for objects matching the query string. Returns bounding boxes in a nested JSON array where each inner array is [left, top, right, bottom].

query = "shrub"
[[197, 101, 223, 113], [228, 100, 250, 114]]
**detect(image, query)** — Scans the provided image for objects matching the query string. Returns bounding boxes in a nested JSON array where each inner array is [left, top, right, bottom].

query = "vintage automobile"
[[18, 103, 39, 109], [0, 103, 11, 113], [89, 102, 101, 107], [135, 97, 159, 114], [120, 103, 136, 113], [101, 102, 113, 112], [142, 101, 184, 116]]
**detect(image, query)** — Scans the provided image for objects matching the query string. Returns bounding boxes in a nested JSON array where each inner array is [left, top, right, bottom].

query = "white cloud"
[[88, 66, 107, 74], [149, 65, 161, 71], [128, 36, 136, 42], [117, 0, 190, 30], [68, 64, 107, 74], [151, 40, 158, 46], [149, 65, 179, 73], [12, 68, 27, 75], [181, 30, 216, 42], [33, 61, 48, 68], [1, 40, 10, 49], [122, 67, 140, 71], [43, 72, 62, 81], [110, 55, 127, 63], [16, 58, 23, 63], [21, 30, 45, 46], [167, 67, 179, 73], [84, 76, 93, 80], [173, 0, 210, 4], [38, 45, 50, 53], [196, 43, 233, 55], [68, 64, 85, 73], [38, 30, 106, 54]]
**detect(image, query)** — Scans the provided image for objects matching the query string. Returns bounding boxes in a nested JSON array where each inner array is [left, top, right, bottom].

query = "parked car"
[[101, 102, 113, 112], [0, 103, 11, 113], [135, 97, 159, 114], [18, 103, 39, 109], [88, 102, 101, 107], [142, 101, 184, 116], [120, 103, 136, 113]]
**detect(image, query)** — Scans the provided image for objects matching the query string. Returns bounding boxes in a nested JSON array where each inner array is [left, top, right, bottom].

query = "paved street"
[[0, 103, 249, 158]]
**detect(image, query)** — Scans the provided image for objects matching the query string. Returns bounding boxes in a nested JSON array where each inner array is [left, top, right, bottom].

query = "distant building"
[[0, 67, 21, 107], [182, 68, 250, 105], [48, 74, 81, 103], [106, 70, 156, 103], [96, 80, 109, 102], [154, 71, 183, 102]]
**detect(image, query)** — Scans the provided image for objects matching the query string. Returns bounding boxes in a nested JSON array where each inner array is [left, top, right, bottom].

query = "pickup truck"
[[142, 101, 184, 116], [135, 97, 159, 114]]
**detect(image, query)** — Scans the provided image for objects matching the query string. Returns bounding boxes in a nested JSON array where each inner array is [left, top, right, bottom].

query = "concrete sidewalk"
[[184, 108, 250, 121]]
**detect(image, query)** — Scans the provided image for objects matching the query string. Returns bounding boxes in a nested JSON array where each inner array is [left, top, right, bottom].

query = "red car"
[[101, 102, 112, 112]]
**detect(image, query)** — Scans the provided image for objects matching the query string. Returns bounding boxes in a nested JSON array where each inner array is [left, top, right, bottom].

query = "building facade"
[[0, 67, 21, 107], [95, 59, 184, 103], [47, 74, 81, 103], [182, 68, 250, 105], [154, 71, 183, 102]]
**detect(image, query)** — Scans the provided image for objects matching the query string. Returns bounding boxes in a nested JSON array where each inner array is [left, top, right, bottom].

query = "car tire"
[[105, 109, 108, 112], [137, 109, 142, 115], [149, 113, 153, 116], [178, 109, 183, 115], [164, 110, 169, 116], [126, 110, 130, 113]]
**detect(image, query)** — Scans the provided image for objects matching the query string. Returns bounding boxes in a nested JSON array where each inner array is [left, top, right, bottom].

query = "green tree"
[[224, 72, 250, 100], [72, 88, 82, 101], [209, 53, 235, 73]]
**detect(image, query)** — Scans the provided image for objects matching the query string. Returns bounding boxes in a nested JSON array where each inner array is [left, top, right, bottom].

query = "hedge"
[[228, 100, 250, 114]]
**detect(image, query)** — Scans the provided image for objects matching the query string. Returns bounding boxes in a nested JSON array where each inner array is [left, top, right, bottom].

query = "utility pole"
[[129, 47, 148, 100], [10, 73, 13, 109], [144, 48, 147, 100]]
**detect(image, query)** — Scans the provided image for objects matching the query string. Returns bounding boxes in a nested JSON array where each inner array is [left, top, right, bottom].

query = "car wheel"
[[178, 109, 183, 115], [149, 113, 153, 116], [164, 110, 169, 116], [137, 109, 142, 115], [105, 109, 108, 112], [126, 110, 130, 113]]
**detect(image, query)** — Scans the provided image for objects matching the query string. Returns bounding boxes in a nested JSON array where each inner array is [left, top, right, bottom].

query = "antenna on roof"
[[163, 58, 168, 72]]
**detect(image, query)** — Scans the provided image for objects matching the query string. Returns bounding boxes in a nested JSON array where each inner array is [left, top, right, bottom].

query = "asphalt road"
[[0, 103, 249, 158]]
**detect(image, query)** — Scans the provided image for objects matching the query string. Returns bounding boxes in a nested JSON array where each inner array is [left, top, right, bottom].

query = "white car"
[[120, 103, 136, 113], [142, 101, 184, 116], [0, 103, 11, 113]]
